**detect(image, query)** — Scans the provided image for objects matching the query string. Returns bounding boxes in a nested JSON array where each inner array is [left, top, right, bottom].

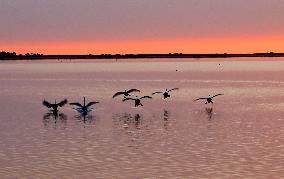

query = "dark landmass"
[[0, 51, 44, 59], [1, 51, 284, 60]]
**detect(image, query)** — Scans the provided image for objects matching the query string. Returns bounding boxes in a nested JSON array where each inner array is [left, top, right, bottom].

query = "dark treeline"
[[0, 51, 17, 58], [1, 51, 284, 60], [0, 51, 44, 59]]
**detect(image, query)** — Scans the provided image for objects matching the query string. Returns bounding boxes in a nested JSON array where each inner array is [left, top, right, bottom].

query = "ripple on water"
[[1, 60, 284, 178]]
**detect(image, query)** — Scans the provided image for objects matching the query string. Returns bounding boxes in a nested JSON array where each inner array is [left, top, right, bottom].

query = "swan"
[[42, 99, 68, 112], [70, 97, 99, 115], [113, 89, 140, 99], [123, 95, 152, 107], [152, 88, 179, 99], [194, 94, 223, 104]]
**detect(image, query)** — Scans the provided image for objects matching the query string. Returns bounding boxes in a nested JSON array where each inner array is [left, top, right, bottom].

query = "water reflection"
[[205, 107, 213, 120], [42, 111, 67, 127], [113, 113, 143, 130], [2, 60, 284, 178], [134, 114, 142, 129], [163, 110, 170, 121], [163, 109, 170, 130], [112, 113, 145, 148], [74, 113, 97, 126]]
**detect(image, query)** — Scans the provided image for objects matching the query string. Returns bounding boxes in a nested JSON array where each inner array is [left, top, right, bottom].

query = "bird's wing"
[[58, 99, 68, 107], [123, 97, 135, 101], [112, 92, 124, 98], [42, 100, 52, 108], [168, 88, 179, 92], [86, 101, 99, 107], [193, 97, 207, 101], [152, 91, 163, 95], [127, 89, 140, 93], [69, 102, 83, 108], [140, 96, 152, 99], [211, 94, 224, 98]]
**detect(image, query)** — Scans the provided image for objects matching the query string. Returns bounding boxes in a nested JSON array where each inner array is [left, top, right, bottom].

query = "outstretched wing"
[[211, 94, 224, 98], [127, 89, 140, 93], [152, 91, 163, 95], [42, 100, 52, 108], [193, 97, 207, 102], [113, 92, 124, 98], [140, 96, 152, 99], [86, 101, 99, 108], [123, 97, 135, 101], [168, 88, 179, 92], [69, 102, 83, 108], [57, 99, 68, 107]]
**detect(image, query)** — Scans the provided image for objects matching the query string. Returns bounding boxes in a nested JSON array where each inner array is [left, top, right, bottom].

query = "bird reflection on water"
[[163, 110, 170, 121], [163, 109, 170, 130], [112, 113, 144, 148], [74, 113, 97, 126], [43, 111, 67, 127], [113, 113, 143, 130], [134, 114, 142, 128], [205, 107, 213, 120]]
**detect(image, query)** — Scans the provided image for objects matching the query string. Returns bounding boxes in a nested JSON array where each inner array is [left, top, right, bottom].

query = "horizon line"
[[1, 51, 284, 60]]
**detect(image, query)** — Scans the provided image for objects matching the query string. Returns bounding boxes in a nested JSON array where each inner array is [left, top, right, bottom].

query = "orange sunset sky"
[[1, 0, 284, 55]]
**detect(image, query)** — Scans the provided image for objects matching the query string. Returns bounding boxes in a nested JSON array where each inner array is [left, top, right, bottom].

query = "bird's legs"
[[134, 99, 143, 107]]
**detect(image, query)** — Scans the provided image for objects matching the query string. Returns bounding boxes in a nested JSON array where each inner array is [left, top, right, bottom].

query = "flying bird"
[[194, 94, 223, 104], [152, 88, 179, 99], [113, 89, 140, 99], [42, 99, 68, 112], [70, 97, 99, 115], [123, 95, 152, 107]]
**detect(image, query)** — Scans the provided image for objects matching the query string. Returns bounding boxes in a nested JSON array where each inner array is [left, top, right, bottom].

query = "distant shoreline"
[[1, 53, 284, 60]]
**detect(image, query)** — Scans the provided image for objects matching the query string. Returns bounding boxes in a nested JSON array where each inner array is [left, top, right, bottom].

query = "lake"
[[0, 58, 284, 178]]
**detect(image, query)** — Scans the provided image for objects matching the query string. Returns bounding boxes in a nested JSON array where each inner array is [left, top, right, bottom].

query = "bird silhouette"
[[194, 94, 223, 104], [152, 88, 179, 99], [42, 99, 68, 113], [113, 89, 140, 99], [123, 95, 152, 107], [70, 97, 99, 115]]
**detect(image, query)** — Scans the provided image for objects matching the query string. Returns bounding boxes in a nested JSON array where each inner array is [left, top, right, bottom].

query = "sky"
[[0, 0, 284, 54]]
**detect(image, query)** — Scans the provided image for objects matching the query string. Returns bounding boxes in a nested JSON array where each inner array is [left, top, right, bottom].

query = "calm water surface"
[[0, 58, 284, 178]]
